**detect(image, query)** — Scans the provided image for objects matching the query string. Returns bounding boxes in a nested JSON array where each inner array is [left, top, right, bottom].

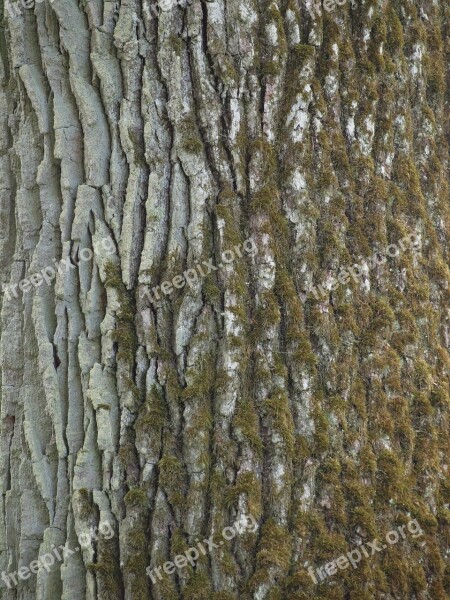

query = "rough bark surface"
[[0, 0, 449, 598]]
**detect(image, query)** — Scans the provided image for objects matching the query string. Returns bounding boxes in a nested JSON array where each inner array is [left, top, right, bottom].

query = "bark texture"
[[0, 0, 449, 598]]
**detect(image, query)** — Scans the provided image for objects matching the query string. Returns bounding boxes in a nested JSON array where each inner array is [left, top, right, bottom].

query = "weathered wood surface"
[[0, 0, 448, 598]]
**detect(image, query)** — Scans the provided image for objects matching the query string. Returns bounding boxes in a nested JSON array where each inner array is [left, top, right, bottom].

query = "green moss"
[[294, 510, 324, 539], [136, 386, 166, 433], [311, 530, 347, 563], [263, 3, 287, 60], [88, 550, 123, 596], [214, 197, 243, 249], [431, 382, 449, 409], [291, 331, 317, 369], [87, 562, 110, 573], [233, 399, 263, 458], [295, 435, 311, 465], [181, 362, 215, 402], [115, 323, 138, 363], [251, 185, 278, 213], [182, 137, 203, 154], [392, 155, 423, 205], [169, 33, 183, 54], [265, 390, 295, 456], [164, 364, 183, 400], [252, 519, 291, 573], [211, 546, 237, 580], [250, 187, 290, 246], [127, 531, 147, 552], [118, 443, 138, 474], [350, 506, 378, 538], [158, 455, 186, 509], [274, 270, 302, 320], [184, 572, 213, 599], [249, 138, 277, 178], [381, 547, 410, 597], [104, 261, 137, 365], [125, 554, 149, 600], [128, 127, 147, 167], [179, 115, 203, 155], [359, 444, 377, 479], [217, 54, 238, 87], [262, 61, 279, 77], [125, 553, 147, 575], [292, 43, 314, 64], [224, 471, 262, 519], [370, 296, 395, 330], [443, 565, 450, 594], [95, 530, 123, 596], [312, 407, 329, 456], [286, 572, 315, 599], [428, 255, 450, 283], [203, 274, 221, 306], [414, 358, 433, 388], [410, 565, 428, 594], [334, 302, 359, 335], [124, 488, 147, 509], [368, 17, 387, 69], [253, 291, 280, 339], [210, 471, 228, 510], [375, 450, 408, 503], [104, 262, 123, 289], [152, 577, 178, 600], [75, 488, 92, 520], [407, 273, 431, 304], [318, 457, 341, 480]]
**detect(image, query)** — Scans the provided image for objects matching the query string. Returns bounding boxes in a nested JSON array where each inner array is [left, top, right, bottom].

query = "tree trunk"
[[0, 0, 449, 598]]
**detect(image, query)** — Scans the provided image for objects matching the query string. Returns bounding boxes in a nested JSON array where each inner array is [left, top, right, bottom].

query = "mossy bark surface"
[[0, 0, 449, 598]]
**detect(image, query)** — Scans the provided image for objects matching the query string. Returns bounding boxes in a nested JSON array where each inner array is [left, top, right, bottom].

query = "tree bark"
[[0, 0, 449, 599]]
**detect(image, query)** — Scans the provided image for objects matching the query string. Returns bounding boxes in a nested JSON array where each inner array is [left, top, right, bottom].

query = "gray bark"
[[0, 0, 449, 598]]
